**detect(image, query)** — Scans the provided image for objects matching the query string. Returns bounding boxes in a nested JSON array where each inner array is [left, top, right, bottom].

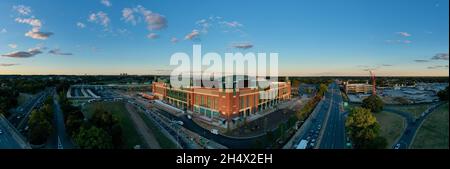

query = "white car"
[[0, 129, 3, 134], [394, 143, 401, 149], [174, 121, 184, 126], [187, 115, 192, 119], [210, 129, 219, 135]]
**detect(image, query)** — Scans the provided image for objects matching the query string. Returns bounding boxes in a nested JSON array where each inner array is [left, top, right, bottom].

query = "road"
[[390, 102, 445, 149], [0, 115, 27, 149], [52, 92, 73, 149], [318, 82, 346, 149], [8, 88, 52, 135]]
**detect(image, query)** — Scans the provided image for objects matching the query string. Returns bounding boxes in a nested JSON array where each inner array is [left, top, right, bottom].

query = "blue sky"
[[0, 0, 448, 76]]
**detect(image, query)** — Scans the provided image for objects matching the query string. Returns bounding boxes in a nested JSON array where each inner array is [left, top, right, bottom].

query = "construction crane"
[[369, 70, 376, 95]]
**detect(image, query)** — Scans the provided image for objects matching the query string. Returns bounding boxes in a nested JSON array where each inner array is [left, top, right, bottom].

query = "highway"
[[318, 82, 346, 149], [8, 88, 52, 134]]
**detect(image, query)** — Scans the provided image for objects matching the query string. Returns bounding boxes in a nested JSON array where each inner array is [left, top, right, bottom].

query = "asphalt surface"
[[319, 83, 346, 149], [390, 102, 445, 149], [52, 92, 73, 149], [0, 117, 23, 149]]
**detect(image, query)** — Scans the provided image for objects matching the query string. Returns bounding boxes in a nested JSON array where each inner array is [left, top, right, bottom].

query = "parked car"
[[394, 143, 401, 149], [173, 121, 184, 126], [0, 129, 3, 135], [187, 115, 192, 119]]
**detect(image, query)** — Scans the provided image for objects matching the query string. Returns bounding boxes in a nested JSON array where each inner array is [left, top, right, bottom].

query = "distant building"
[[344, 81, 373, 94], [152, 77, 291, 129]]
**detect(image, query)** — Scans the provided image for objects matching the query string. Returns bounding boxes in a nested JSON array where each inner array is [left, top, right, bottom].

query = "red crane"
[[369, 70, 376, 95]]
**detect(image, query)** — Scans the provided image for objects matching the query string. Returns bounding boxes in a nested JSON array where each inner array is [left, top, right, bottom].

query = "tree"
[[362, 95, 384, 113], [28, 110, 53, 145], [345, 107, 385, 149], [437, 86, 449, 101], [74, 126, 113, 149]]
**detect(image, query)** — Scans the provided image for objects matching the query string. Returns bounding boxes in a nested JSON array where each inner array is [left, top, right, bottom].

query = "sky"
[[0, 0, 448, 76]]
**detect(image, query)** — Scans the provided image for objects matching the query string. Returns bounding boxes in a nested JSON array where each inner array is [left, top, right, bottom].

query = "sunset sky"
[[0, 0, 448, 76]]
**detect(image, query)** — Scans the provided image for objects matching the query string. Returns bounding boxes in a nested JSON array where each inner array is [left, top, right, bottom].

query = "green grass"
[[411, 103, 449, 149], [17, 93, 34, 106], [137, 111, 178, 149], [386, 104, 431, 118], [83, 101, 145, 149], [374, 111, 406, 148]]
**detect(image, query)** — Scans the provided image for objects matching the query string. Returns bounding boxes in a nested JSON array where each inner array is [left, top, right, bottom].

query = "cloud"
[[414, 59, 429, 63], [431, 53, 449, 60], [185, 29, 200, 40], [88, 11, 110, 28], [147, 33, 159, 39], [8, 44, 18, 49], [385, 39, 412, 44], [100, 0, 112, 7], [220, 21, 243, 28], [15, 17, 53, 40], [1, 47, 43, 58], [13, 5, 32, 16], [25, 31, 53, 40], [0, 28, 6, 33], [232, 42, 253, 49], [381, 64, 393, 67], [122, 8, 137, 25], [396, 32, 411, 37], [48, 49, 73, 56], [76, 22, 86, 29], [171, 37, 179, 43], [427, 65, 448, 69], [0, 63, 19, 67]]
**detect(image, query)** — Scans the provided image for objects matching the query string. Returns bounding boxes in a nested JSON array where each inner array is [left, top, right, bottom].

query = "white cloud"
[[13, 5, 32, 16], [385, 39, 412, 44], [100, 0, 112, 7], [15, 17, 53, 40], [88, 11, 110, 28], [8, 44, 17, 49], [185, 29, 200, 40], [122, 6, 168, 30], [76, 22, 86, 28], [396, 32, 411, 37], [220, 21, 243, 28], [122, 8, 137, 25], [25, 31, 53, 40], [147, 33, 159, 39], [0, 28, 6, 33]]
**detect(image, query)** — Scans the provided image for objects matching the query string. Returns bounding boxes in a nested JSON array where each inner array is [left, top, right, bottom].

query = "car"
[[0, 129, 3, 134], [173, 121, 184, 126], [311, 139, 316, 143], [394, 143, 401, 149], [187, 115, 192, 119], [16, 115, 21, 119], [210, 129, 219, 135]]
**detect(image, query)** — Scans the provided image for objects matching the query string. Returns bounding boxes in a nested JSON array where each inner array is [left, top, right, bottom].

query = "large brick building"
[[152, 78, 291, 129]]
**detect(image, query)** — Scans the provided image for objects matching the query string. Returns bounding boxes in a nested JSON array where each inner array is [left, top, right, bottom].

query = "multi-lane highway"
[[318, 83, 346, 149]]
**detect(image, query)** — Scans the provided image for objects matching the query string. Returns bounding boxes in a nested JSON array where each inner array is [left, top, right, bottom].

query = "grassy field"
[[137, 111, 178, 149], [17, 93, 34, 106], [83, 101, 145, 149], [411, 102, 449, 149], [374, 111, 406, 148], [386, 104, 431, 118]]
